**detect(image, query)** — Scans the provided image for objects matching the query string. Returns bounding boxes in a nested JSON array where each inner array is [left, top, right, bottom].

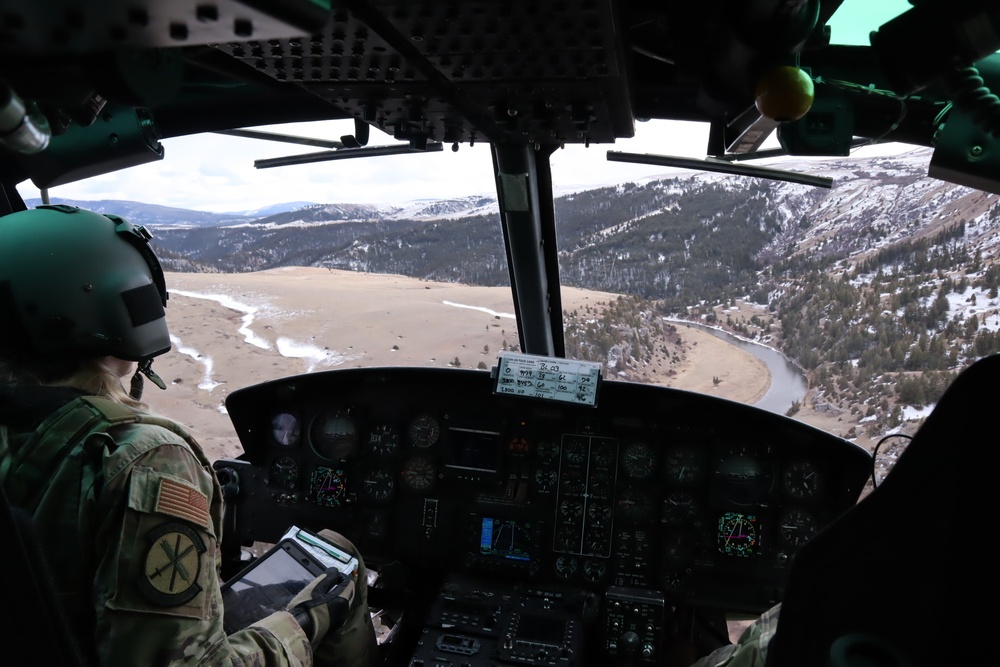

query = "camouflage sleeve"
[[90, 423, 313, 667], [688, 604, 781, 667]]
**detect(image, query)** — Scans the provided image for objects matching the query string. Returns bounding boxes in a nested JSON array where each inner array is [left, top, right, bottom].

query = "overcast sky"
[[15, 0, 913, 213]]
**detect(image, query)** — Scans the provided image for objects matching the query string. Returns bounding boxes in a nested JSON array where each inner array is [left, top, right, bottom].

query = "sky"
[[15, 0, 914, 213]]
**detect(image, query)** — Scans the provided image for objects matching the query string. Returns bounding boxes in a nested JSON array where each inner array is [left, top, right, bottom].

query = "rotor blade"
[[606, 151, 833, 188], [255, 142, 444, 169], [215, 128, 344, 150]]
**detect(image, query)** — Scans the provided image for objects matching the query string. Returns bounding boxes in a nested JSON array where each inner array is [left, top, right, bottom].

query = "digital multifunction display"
[[494, 353, 602, 406], [479, 517, 533, 562], [717, 511, 759, 557]]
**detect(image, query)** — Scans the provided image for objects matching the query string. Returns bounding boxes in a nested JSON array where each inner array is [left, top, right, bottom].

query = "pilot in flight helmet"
[[0, 205, 171, 374]]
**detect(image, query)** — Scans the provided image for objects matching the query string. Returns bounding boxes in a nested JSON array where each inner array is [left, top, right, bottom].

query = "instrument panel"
[[215, 366, 870, 619]]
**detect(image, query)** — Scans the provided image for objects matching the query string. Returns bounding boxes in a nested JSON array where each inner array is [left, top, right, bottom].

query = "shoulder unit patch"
[[139, 522, 206, 606]]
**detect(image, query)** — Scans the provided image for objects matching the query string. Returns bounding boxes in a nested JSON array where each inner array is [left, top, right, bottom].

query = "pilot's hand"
[[287, 568, 355, 647]]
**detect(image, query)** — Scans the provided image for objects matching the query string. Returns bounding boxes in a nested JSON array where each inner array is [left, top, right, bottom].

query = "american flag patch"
[[155, 477, 210, 529]]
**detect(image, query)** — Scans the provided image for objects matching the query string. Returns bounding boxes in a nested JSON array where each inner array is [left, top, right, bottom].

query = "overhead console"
[[215, 363, 870, 665]]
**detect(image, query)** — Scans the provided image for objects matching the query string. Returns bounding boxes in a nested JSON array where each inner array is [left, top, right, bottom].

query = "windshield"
[[17, 104, 999, 473], [12, 0, 999, 470]]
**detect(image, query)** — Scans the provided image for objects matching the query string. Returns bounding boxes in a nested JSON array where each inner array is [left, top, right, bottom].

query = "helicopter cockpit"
[[0, 1, 996, 666]]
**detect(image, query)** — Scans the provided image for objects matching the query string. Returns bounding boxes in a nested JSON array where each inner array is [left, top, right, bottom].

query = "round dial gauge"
[[715, 444, 774, 506], [664, 443, 708, 486], [663, 491, 699, 527], [622, 442, 657, 479], [366, 424, 400, 457], [559, 500, 584, 519], [310, 410, 358, 460], [536, 440, 560, 463], [268, 456, 299, 490], [782, 460, 823, 500], [271, 413, 301, 446], [408, 414, 440, 448], [554, 526, 580, 552], [583, 527, 610, 555], [591, 442, 617, 468], [400, 455, 437, 492], [779, 507, 820, 548], [553, 555, 579, 579], [582, 559, 608, 582], [587, 502, 612, 524], [559, 470, 586, 494], [660, 566, 693, 592], [563, 439, 588, 465], [361, 468, 396, 503], [616, 487, 656, 525], [534, 469, 558, 493]]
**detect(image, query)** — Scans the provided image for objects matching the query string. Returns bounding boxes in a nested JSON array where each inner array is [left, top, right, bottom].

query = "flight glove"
[[287, 568, 355, 647]]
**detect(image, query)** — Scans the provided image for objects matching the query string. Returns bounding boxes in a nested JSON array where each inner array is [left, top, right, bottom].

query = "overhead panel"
[[0, 0, 332, 53], [212, 0, 634, 145]]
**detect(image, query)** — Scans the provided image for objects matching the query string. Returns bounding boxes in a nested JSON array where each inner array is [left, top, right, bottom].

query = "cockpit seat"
[[766, 353, 994, 667], [0, 482, 91, 667]]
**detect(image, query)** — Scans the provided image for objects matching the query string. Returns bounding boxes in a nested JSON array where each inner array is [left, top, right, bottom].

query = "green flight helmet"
[[0, 204, 170, 363]]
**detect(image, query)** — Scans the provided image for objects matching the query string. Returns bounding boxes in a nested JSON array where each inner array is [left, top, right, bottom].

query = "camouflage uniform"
[[688, 604, 780, 667], [0, 387, 323, 666]]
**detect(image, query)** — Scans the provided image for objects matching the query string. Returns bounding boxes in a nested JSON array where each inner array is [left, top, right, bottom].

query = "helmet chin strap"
[[129, 358, 166, 400]]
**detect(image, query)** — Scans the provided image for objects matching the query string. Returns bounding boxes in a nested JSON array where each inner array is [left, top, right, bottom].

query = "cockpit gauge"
[[622, 442, 657, 479], [268, 456, 299, 490], [717, 512, 759, 557], [534, 469, 558, 494], [558, 469, 586, 494], [662, 491, 699, 527], [586, 472, 613, 498], [554, 526, 580, 552], [587, 502, 612, 524], [782, 460, 823, 501], [664, 443, 708, 486], [592, 442, 617, 468], [536, 440, 560, 463], [360, 468, 396, 503], [779, 507, 819, 548], [366, 424, 400, 457], [714, 444, 775, 506], [271, 412, 301, 447], [660, 568, 693, 592], [400, 455, 437, 492], [310, 409, 358, 460], [583, 526, 611, 555], [616, 487, 656, 525], [310, 466, 347, 507], [562, 438, 588, 465], [582, 559, 608, 582], [408, 414, 440, 448], [553, 555, 579, 579], [559, 500, 584, 519]]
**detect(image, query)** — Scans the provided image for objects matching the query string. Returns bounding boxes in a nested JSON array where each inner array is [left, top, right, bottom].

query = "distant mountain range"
[[22, 195, 500, 228], [27, 149, 1000, 301]]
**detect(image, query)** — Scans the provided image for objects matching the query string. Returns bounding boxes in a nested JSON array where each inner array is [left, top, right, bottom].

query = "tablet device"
[[221, 538, 326, 634]]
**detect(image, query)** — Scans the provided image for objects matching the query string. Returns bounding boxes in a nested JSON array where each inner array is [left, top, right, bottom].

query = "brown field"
[[143, 268, 772, 461]]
